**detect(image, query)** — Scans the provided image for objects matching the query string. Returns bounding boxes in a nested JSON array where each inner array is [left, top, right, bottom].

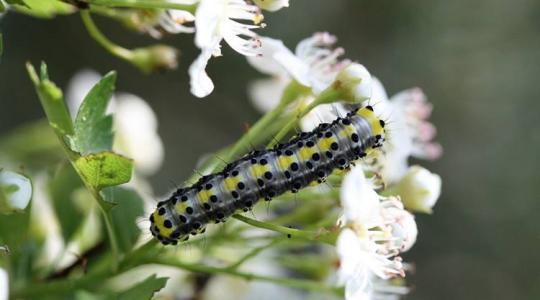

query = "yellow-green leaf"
[[75, 152, 133, 190]]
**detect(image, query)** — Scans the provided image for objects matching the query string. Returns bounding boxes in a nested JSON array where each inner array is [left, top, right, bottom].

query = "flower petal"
[[247, 37, 292, 77], [0, 170, 32, 213], [340, 166, 380, 224], [0, 268, 8, 300], [370, 77, 389, 104], [189, 48, 216, 98], [273, 50, 311, 87]]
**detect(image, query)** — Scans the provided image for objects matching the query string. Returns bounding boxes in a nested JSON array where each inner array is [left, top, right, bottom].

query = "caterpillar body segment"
[[150, 105, 386, 245]]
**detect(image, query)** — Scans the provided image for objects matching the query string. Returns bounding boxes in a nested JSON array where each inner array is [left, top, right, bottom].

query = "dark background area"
[[1, 0, 539, 299]]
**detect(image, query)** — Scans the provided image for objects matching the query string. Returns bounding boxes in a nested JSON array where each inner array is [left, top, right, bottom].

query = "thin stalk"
[[269, 88, 342, 147], [149, 257, 343, 296], [89, 0, 197, 12], [232, 214, 336, 245], [80, 10, 134, 62], [204, 81, 306, 174], [226, 239, 282, 270]]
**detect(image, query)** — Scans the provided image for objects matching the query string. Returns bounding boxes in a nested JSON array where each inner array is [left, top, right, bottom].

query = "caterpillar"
[[149, 105, 386, 245]]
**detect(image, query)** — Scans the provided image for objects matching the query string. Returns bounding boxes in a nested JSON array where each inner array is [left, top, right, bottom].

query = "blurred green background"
[[1, 0, 539, 299]]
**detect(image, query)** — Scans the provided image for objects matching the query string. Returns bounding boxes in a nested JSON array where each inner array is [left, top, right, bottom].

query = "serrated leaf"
[[74, 151, 133, 191], [27, 62, 74, 139], [72, 71, 116, 155], [105, 187, 144, 253], [115, 274, 168, 300]]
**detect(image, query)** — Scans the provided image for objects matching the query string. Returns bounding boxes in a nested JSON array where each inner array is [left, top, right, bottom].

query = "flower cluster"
[[247, 32, 442, 299], [127, 0, 289, 98]]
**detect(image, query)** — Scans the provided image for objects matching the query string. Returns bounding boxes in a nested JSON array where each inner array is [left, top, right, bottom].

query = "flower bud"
[[389, 209, 418, 251], [0, 170, 32, 214], [131, 44, 179, 73], [395, 165, 441, 214], [253, 0, 289, 11], [334, 63, 372, 102]]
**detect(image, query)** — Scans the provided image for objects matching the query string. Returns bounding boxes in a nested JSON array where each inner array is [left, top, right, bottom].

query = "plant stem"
[[232, 214, 336, 245], [99, 205, 120, 270], [26, 63, 121, 271], [203, 81, 305, 175], [89, 0, 197, 12], [80, 10, 134, 62], [226, 239, 281, 271], [268, 88, 342, 147], [149, 257, 343, 296]]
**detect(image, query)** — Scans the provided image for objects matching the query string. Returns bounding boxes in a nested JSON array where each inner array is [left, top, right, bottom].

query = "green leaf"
[[26, 62, 74, 138], [75, 151, 133, 191], [71, 72, 116, 155], [105, 187, 144, 253], [115, 274, 168, 300]]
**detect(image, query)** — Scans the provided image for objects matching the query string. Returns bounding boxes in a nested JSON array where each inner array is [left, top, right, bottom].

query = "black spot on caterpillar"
[[150, 105, 386, 245]]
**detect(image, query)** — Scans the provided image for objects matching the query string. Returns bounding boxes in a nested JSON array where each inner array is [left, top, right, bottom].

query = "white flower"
[[248, 33, 349, 101], [155, 9, 196, 36], [394, 165, 441, 214], [0, 268, 8, 300], [253, 0, 289, 11], [0, 170, 32, 213], [247, 33, 367, 131], [189, 0, 264, 97], [369, 77, 442, 183], [66, 70, 164, 176], [137, 9, 196, 39], [337, 166, 417, 299]]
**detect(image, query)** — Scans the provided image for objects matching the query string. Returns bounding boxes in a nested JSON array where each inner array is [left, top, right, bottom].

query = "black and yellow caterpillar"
[[150, 105, 386, 245]]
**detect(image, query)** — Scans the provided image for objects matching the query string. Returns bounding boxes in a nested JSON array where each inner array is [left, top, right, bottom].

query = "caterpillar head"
[[357, 105, 386, 148]]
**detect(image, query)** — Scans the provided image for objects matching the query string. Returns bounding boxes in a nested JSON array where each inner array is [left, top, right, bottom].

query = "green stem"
[[26, 63, 121, 271], [268, 88, 342, 147], [202, 81, 305, 175], [149, 257, 343, 296], [226, 239, 281, 271], [80, 10, 134, 62], [232, 214, 336, 245], [99, 205, 120, 271], [89, 0, 197, 12]]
